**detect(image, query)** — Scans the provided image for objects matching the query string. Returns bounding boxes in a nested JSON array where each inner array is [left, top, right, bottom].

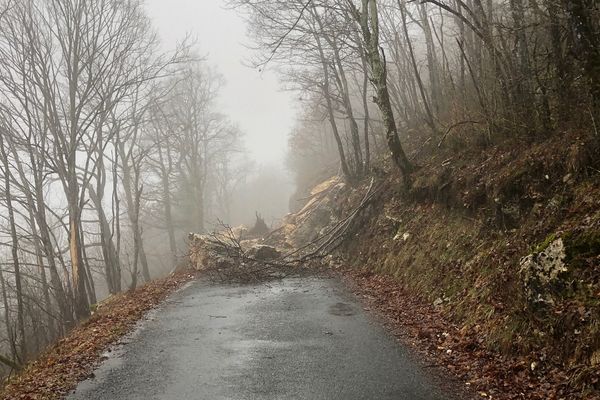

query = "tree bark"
[[0, 134, 27, 360], [563, 0, 600, 111], [354, 0, 413, 183]]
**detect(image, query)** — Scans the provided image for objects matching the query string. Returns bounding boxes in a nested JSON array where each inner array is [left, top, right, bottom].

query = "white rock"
[[519, 238, 568, 304]]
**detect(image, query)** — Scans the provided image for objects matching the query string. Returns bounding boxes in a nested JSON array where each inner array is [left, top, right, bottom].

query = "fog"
[[1, 0, 596, 378], [145, 0, 297, 226], [0, 0, 304, 365]]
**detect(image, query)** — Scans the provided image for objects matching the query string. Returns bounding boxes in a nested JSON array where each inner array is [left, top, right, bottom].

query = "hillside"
[[3, 130, 597, 400], [278, 129, 600, 399]]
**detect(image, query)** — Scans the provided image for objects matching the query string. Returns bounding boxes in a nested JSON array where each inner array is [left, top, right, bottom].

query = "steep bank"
[[285, 130, 600, 399], [0, 271, 196, 400]]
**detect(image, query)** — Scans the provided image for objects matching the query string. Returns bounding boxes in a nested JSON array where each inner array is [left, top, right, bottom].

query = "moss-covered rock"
[[520, 237, 568, 305], [521, 229, 600, 305]]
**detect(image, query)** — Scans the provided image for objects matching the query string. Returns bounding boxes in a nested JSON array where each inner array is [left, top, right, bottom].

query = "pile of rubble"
[[187, 175, 374, 283], [188, 231, 285, 283]]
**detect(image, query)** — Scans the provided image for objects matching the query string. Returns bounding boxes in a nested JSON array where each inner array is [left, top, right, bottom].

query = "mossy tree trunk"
[[349, 0, 413, 185]]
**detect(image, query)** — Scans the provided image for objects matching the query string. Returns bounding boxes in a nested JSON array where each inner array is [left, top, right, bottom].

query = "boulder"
[[519, 237, 568, 305], [287, 176, 345, 247], [188, 233, 235, 271], [247, 245, 281, 261]]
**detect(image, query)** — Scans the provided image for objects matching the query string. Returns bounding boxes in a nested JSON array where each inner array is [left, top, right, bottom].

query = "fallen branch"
[[193, 178, 380, 283]]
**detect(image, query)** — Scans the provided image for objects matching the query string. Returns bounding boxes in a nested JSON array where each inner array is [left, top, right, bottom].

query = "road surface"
[[69, 277, 456, 400]]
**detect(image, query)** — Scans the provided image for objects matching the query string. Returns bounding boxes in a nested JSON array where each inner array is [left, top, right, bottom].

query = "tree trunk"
[[36, 184, 72, 331], [359, 43, 372, 171], [0, 135, 27, 360], [80, 227, 97, 305], [89, 186, 121, 294], [0, 259, 18, 362], [319, 16, 363, 176], [157, 144, 178, 264], [27, 209, 56, 341], [419, 3, 442, 114], [69, 202, 90, 320], [7, 138, 58, 338], [312, 27, 352, 181], [563, 0, 600, 111], [356, 0, 413, 183], [120, 143, 151, 285], [331, 49, 363, 176], [509, 0, 535, 125], [113, 140, 122, 292], [400, 2, 439, 136], [546, 0, 569, 118]]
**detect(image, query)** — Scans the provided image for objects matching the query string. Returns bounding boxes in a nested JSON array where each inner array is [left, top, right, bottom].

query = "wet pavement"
[[69, 277, 454, 400]]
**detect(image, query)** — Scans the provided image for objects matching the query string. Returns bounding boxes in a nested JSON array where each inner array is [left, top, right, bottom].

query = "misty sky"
[[144, 0, 297, 166]]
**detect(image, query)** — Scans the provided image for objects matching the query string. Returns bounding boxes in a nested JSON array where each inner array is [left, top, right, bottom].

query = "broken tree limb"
[[191, 178, 380, 283]]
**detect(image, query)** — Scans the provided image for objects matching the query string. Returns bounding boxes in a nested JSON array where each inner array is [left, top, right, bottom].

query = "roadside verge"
[[0, 270, 196, 400]]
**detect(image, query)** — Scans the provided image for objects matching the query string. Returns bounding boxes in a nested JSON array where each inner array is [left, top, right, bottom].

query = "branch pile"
[[188, 177, 381, 283], [188, 227, 286, 283]]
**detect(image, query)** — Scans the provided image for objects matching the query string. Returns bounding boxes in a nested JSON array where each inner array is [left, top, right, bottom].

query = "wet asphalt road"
[[69, 277, 454, 400]]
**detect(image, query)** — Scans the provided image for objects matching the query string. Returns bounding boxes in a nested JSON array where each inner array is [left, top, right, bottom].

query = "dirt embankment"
[[290, 131, 600, 399]]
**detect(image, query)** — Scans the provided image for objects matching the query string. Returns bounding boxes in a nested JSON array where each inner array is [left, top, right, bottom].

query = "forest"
[[235, 0, 600, 192], [0, 0, 598, 398], [0, 0, 256, 370]]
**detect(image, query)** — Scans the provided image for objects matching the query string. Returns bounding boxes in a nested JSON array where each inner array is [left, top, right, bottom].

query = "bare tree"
[[348, 0, 413, 182], [0, 133, 26, 361]]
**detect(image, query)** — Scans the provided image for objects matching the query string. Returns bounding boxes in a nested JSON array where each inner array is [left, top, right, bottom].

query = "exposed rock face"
[[519, 237, 568, 305], [286, 177, 345, 247]]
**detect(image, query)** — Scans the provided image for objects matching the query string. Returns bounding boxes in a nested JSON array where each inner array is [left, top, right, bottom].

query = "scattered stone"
[[393, 231, 411, 241], [531, 361, 538, 371]]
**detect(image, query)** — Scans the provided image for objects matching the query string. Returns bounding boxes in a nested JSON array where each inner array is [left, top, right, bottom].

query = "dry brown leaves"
[[0, 271, 196, 400], [340, 268, 600, 400]]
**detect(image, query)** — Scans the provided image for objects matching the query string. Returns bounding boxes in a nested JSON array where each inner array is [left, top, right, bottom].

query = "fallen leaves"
[[0, 271, 196, 400], [340, 269, 600, 400]]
